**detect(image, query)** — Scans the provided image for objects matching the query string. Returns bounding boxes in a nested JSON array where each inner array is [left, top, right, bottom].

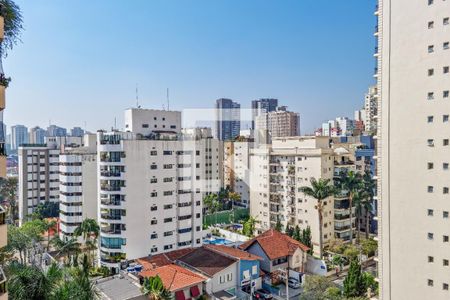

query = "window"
[[142, 124, 149, 128], [428, 45, 435, 53], [444, 259, 449, 266], [428, 256, 434, 263], [444, 235, 449, 242], [428, 186, 434, 193], [164, 231, 173, 237], [444, 283, 449, 291], [150, 192, 157, 197], [444, 187, 449, 194], [428, 116, 434, 123], [444, 163, 449, 170], [252, 265, 258, 275], [444, 115, 449, 123], [227, 273, 233, 282], [150, 165, 157, 170], [163, 191, 173, 196], [151, 247, 158, 253], [444, 211, 449, 218], [444, 66, 450, 74], [150, 151, 157, 156], [428, 162, 434, 169], [428, 232, 434, 240], [444, 91, 450, 98], [428, 209, 434, 216], [150, 233, 158, 239], [150, 178, 157, 183], [428, 69, 435, 76], [444, 42, 450, 50], [428, 139, 435, 147], [164, 218, 173, 223], [163, 151, 173, 155], [151, 219, 157, 225], [428, 92, 435, 100], [428, 0, 433, 5], [150, 205, 157, 211], [445, 139, 450, 146], [444, 17, 449, 25], [163, 204, 173, 209], [428, 21, 434, 29], [428, 279, 434, 287], [163, 164, 173, 169]]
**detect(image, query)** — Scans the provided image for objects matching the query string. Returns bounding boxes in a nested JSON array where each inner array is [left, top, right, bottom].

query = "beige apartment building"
[[249, 136, 335, 257], [255, 106, 300, 144], [377, 0, 450, 299]]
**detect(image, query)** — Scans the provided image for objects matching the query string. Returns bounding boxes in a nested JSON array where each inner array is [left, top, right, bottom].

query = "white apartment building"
[[377, 1, 450, 299], [124, 108, 181, 135], [249, 136, 335, 257], [18, 137, 83, 225], [59, 135, 98, 239], [98, 108, 222, 273], [223, 140, 253, 207], [255, 106, 300, 144], [364, 85, 378, 133]]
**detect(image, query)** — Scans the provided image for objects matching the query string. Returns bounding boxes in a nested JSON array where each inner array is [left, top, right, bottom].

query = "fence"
[[204, 208, 249, 226]]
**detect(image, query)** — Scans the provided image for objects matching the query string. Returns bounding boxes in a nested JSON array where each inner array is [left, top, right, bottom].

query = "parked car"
[[253, 289, 273, 299], [288, 277, 300, 289]]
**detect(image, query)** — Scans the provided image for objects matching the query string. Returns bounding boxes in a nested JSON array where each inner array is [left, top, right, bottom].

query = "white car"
[[288, 278, 300, 289]]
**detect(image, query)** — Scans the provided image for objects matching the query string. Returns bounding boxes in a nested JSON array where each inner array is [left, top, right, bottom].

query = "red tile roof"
[[239, 229, 310, 260], [139, 264, 206, 292], [136, 248, 197, 269], [205, 244, 262, 261], [177, 247, 237, 277]]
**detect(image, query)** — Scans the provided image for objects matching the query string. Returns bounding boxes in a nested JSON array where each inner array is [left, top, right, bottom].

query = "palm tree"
[[300, 178, 335, 259], [42, 218, 57, 252], [74, 218, 100, 265], [141, 275, 172, 300], [0, 176, 18, 223], [352, 190, 369, 244], [335, 171, 363, 244], [51, 236, 80, 266], [7, 262, 63, 300], [203, 193, 221, 225], [362, 171, 376, 239]]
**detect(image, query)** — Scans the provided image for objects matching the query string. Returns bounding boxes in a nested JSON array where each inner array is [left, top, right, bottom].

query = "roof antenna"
[[136, 83, 141, 108], [166, 88, 170, 111]]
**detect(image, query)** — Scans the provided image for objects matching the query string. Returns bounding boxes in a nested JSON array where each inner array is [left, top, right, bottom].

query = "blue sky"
[[6, 0, 376, 134]]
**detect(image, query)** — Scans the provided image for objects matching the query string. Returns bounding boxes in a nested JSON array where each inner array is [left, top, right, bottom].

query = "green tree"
[[141, 275, 172, 300], [293, 225, 301, 242], [335, 171, 363, 244], [300, 178, 335, 258], [362, 171, 376, 239], [0, 176, 18, 223], [286, 226, 294, 238], [361, 238, 377, 258], [300, 226, 313, 255], [51, 236, 81, 266], [343, 244, 359, 261], [343, 259, 365, 298], [242, 216, 258, 237], [7, 262, 63, 300], [0, 0, 24, 58], [42, 218, 57, 252], [274, 219, 283, 232], [74, 218, 100, 265], [300, 275, 335, 300], [7, 225, 31, 264]]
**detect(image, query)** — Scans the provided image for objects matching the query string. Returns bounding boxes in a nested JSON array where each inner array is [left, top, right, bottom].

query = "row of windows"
[[427, 162, 450, 169], [427, 232, 450, 242], [427, 209, 449, 218], [150, 150, 201, 156], [427, 186, 450, 193], [427, 42, 450, 53], [427, 279, 449, 291], [427, 91, 449, 100], [428, 18, 450, 28], [427, 139, 450, 146], [427, 66, 449, 76], [427, 115, 449, 123]]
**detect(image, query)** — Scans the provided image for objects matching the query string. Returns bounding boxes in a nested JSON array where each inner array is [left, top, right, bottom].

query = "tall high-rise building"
[[376, 1, 450, 299], [215, 98, 240, 141], [251, 98, 278, 129], [255, 106, 300, 143], [11, 125, 29, 150], [98, 109, 222, 273], [364, 85, 378, 132], [59, 134, 98, 239], [70, 126, 85, 137], [47, 125, 67, 137], [29, 126, 47, 144]]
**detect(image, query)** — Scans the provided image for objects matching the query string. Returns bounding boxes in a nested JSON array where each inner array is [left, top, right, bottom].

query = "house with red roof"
[[239, 229, 309, 276]]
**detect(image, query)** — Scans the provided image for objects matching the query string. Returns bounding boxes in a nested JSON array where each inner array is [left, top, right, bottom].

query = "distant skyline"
[[6, 0, 376, 134]]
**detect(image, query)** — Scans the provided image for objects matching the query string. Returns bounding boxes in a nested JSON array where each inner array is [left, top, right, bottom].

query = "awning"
[[175, 290, 186, 300], [190, 285, 200, 297]]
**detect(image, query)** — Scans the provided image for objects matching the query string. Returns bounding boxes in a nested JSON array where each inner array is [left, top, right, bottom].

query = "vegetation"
[[7, 219, 46, 264], [360, 238, 377, 257], [0, 0, 24, 57], [32, 202, 60, 219], [300, 178, 335, 258], [51, 236, 81, 266], [141, 275, 172, 300], [343, 259, 365, 298], [300, 275, 335, 300], [242, 215, 258, 237], [274, 219, 283, 232], [7, 254, 99, 300], [74, 218, 100, 266], [0, 176, 18, 223]]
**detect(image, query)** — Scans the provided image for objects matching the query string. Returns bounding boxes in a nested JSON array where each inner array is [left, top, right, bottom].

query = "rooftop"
[[205, 244, 262, 261], [239, 229, 310, 260], [96, 274, 145, 300], [177, 247, 237, 277], [136, 248, 196, 269], [138, 264, 205, 292]]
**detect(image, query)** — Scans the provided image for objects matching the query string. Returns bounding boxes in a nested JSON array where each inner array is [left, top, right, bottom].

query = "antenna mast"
[[166, 88, 170, 111], [136, 84, 140, 108]]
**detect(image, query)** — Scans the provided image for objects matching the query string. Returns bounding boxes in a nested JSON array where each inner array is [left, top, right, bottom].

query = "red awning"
[[190, 285, 200, 298], [175, 290, 186, 300]]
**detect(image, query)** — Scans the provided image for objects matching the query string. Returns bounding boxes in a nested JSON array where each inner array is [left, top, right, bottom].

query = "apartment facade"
[[377, 0, 450, 299], [255, 106, 300, 144], [11, 124, 29, 151], [251, 98, 278, 130], [29, 126, 47, 144], [364, 86, 378, 133], [59, 135, 98, 239], [249, 137, 335, 257]]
